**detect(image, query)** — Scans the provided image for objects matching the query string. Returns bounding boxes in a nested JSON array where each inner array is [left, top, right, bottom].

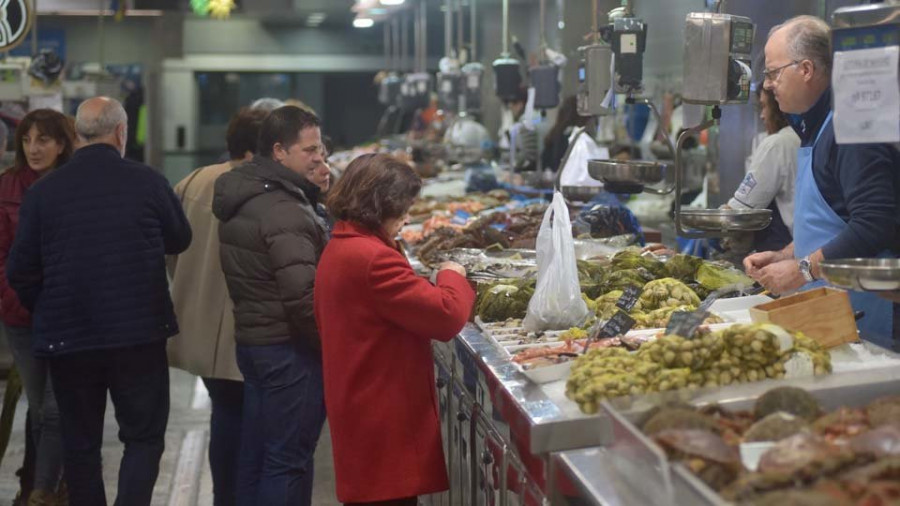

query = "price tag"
[[596, 310, 636, 339], [833, 46, 900, 144], [616, 285, 641, 312], [665, 310, 709, 338]]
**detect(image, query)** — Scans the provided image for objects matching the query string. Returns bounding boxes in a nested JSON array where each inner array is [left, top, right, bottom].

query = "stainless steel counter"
[[449, 324, 612, 455]]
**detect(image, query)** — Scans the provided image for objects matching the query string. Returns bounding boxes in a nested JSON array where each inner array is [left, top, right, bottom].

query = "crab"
[[813, 406, 871, 444], [849, 424, 900, 459], [653, 429, 741, 491]]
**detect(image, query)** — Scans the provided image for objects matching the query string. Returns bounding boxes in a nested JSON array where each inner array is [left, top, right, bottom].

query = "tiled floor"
[[0, 368, 341, 506]]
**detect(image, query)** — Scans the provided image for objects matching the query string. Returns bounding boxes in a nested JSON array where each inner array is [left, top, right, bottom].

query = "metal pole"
[[98, 0, 106, 70], [470, 0, 477, 61], [392, 17, 400, 71], [383, 21, 390, 70], [539, 0, 547, 50], [420, 0, 427, 72], [502, 0, 509, 54], [592, 0, 599, 44], [401, 11, 409, 72], [413, 4, 421, 72], [444, 0, 452, 57], [456, 0, 464, 58]]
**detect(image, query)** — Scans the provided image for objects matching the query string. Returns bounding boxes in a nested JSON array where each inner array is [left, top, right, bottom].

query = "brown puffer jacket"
[[212, 155, 327, 350]]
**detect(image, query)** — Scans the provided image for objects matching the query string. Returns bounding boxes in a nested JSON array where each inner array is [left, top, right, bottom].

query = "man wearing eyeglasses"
[[744, 15, 900, 348]]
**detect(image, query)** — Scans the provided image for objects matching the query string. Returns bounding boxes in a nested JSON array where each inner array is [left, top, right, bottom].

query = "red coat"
[[0, 167, 40, 327], [314, 221, 475, 503]]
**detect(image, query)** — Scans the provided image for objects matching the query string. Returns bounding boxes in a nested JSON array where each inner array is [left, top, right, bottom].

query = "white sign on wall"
[[833, 46, 900, 144]]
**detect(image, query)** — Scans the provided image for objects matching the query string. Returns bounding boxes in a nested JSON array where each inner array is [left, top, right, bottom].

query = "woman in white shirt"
[[727, 87, 800, 252]]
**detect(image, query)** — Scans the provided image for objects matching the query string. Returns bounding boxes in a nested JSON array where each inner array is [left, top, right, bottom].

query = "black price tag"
[[616, 285, 642, 312], [665, 310, 709, 338], [597, 310, 637, 339]]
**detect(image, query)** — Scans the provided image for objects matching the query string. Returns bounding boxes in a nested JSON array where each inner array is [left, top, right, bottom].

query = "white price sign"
[[833, 46, 900, 144]]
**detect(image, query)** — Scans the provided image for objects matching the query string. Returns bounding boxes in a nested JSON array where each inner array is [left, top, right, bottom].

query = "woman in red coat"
[[315, 153, 475, 505]]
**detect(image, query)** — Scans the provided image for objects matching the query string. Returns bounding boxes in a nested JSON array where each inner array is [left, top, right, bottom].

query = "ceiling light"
[[353, 17, 375, 28], [380, 0, 405, 5]]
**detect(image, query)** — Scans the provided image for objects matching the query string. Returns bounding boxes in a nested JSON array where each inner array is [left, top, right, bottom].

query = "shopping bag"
[[523, 192, 591, 331], [558, 127, 609, 186]]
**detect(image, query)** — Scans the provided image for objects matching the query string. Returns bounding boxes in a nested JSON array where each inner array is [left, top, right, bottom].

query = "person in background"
[[725, 86, 800, 253], [542, 95, 590, 172], [167, 107, 267, 506], [212, 106, 328, 506], [0, 110, 75, 506], [315, 153, 474, 506], [745, 16, 899, 346], [311, 135, 335, 234], [7, 97, 192, 506]]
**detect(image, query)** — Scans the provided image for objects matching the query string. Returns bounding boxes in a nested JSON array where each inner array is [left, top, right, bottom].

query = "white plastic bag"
[[559, 127, 609, 187], [523, 192, 591, 331]]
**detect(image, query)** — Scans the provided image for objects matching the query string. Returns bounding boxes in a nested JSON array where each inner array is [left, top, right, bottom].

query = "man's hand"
[[756, 259, 806, 295], [744, 250, 789, 277], [438, 261, 467, 278]]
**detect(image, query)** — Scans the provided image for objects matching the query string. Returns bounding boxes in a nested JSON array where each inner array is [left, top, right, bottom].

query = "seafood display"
[[635, 386, 900, 505], [566, 324, 832, 414]]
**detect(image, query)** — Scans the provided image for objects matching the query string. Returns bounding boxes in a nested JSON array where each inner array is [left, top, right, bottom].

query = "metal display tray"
[[451, 324, 613, 455], [820, 258, 900, 292], [679, 208, 772, 233], [555, 365, 900, 506], [588, 159, 668, 185]]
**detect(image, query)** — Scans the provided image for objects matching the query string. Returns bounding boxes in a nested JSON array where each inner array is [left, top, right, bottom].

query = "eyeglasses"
[[762, 61, 800, 82]]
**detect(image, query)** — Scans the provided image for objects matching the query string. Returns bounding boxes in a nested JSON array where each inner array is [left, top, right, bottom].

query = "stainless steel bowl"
[[561, 185, 605, 202], [819, 258, 900, 292], [679, 208, 772, 232], [587, 159, 668, 185]]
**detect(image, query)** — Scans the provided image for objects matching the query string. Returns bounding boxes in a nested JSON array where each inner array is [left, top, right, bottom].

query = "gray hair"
[[250, 97, 285, 112], [770, 15, 833, 77], [75, 98, 127, 141]]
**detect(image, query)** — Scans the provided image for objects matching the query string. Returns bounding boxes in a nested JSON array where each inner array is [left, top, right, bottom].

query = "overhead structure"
[[529, 0, 561, 110], [492, 0, 523, 100]]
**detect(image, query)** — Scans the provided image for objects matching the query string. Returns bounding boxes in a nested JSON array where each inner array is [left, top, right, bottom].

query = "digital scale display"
[[834, 24, 899, 51], [730, 22, 754, 55]]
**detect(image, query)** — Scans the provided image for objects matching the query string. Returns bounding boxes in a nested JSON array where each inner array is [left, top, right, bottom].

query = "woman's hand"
[[438, 261, 467, 278]]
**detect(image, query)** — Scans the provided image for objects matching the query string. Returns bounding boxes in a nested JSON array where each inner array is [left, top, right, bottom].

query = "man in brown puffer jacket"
[[212, 105, 330, 506]]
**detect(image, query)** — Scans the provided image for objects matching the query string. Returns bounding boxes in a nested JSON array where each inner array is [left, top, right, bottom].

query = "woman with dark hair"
[[726, 86, 800, 252], [542, 95, 590, 172], [314, 153, 475, 506], [0, 109, 75, 504]]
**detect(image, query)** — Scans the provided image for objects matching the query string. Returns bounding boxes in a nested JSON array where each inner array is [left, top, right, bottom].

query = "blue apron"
[[793, 111, 895, 348]]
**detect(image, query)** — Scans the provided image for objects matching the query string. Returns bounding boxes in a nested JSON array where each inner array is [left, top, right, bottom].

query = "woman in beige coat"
[[167, 108, 267, 506]]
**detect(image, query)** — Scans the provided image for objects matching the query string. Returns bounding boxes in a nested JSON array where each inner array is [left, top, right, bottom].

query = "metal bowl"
[[679, 208, 772, 232], [587, 159, 668, 185], [561, 185, 605, 203], [819, 258, 900, 292]]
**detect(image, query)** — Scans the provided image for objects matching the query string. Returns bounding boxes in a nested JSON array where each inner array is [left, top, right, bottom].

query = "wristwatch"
[[799, 256, 815, 282]]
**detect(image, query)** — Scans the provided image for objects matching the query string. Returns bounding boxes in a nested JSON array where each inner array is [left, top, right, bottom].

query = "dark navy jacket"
[[792, 88, 900, 259], [7, 144, 191, 356]]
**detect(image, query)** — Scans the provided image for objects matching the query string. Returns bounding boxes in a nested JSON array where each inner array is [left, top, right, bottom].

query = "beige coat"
[[167, 161, 242, 381]]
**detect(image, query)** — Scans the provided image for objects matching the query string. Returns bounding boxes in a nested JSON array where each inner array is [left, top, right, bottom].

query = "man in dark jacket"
[[212, 105, 328, 506], [6, 96, 192, 505]]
